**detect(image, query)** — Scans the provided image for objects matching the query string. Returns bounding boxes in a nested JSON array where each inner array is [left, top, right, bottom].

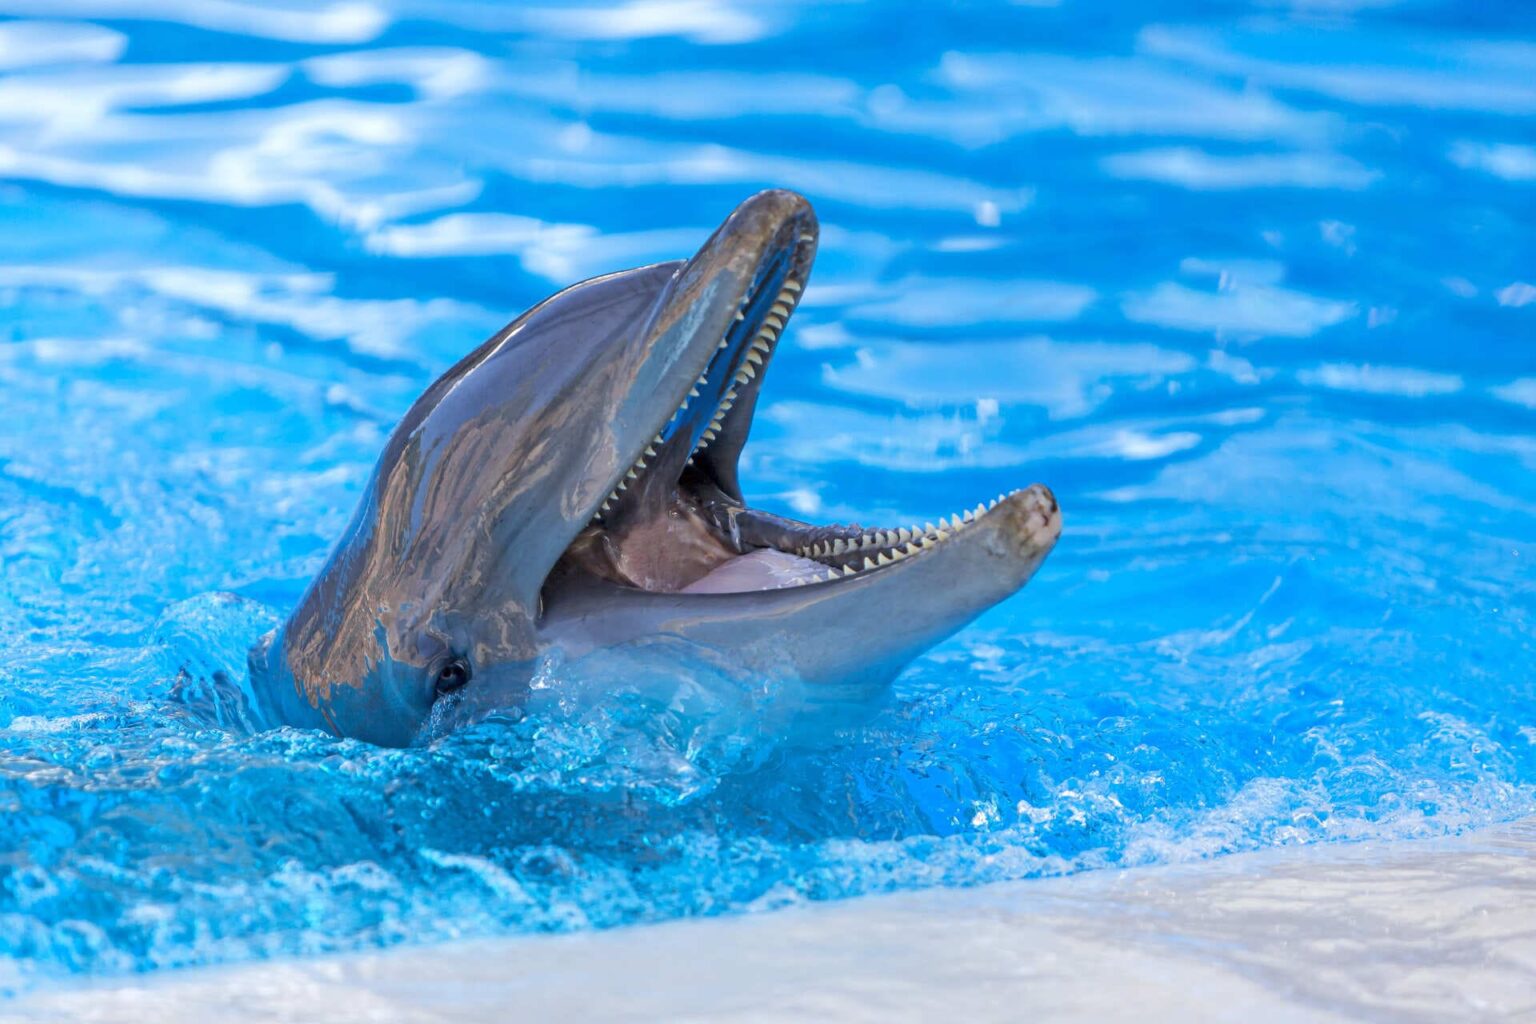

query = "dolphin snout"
[[993, 484, 1062, 562]]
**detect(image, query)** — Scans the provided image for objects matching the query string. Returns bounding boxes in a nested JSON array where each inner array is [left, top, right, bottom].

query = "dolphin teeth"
[[897, 527, 912, 544], [862, 557, 877, 571], [625, 468, 638, 480], [644, 445, 657, 457], [763, 314, 784, 330], [924, 521, 936, 535], [783, 278, 802, 292], [842, 564, 856, 577], [902, 542, 920, 557], [891, 549, 907, 562], [770, 302, 791, 318], [719, 339, 729, 350], [750, 337, 772, 352], [745, 351, 764, 366], [824, 569, 838, 581], [831, 539, 846, 554], [949, 514, 964, 530], [689, 386, 700, 398], [735, 311, 746, 321], [876, 552, 892, 566], [962, 510, 974, 523], [936, 528, 951, 541], [702, 428, 717, 442]]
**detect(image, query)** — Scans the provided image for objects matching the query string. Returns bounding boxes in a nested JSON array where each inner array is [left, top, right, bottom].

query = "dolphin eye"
[[434, 657, 472, 694]]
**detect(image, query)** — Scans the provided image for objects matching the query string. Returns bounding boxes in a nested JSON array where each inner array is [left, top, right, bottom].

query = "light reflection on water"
[[1, 0, 1534, 993]]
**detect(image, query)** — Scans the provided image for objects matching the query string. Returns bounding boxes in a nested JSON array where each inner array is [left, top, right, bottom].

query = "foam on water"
[[1, 0, 1534, 998]]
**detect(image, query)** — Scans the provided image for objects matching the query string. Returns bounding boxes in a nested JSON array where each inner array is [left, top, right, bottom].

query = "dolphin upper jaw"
[[251, 189, 1061, 746]]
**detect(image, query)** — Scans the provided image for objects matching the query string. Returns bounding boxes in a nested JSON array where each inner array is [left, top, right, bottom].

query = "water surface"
[[1, 0, 1534, 994]]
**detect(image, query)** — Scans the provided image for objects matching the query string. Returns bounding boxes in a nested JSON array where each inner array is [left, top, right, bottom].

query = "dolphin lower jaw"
[[539, 485, 1061, 691]]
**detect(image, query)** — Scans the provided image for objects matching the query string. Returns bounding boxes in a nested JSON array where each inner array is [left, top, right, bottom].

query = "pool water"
[[1, 0, 1534, 996]]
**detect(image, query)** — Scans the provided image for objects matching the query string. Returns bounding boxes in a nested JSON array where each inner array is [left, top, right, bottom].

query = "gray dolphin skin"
[[248, 190, 1062, 746]]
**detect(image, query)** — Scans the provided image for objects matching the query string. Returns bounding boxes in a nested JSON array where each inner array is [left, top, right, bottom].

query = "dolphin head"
[[251, 190, 1061, 745]]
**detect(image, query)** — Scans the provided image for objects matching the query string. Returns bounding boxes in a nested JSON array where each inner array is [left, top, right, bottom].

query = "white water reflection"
[[1141, 25, 1536, 116], [0, 0, 388, 44], [758, 400, 1029, 473], [1448, 141, 1536, 182], [0, 262, 486, 357], [364, 214, 704, 282], [0, 20, 125, 70], [818, 338, 1194, 417], [303, 48, 495, 101], [883, 51, 1335, 145], [1496, 282, 1536, 308], [849, 278, 1096, 329], [1103, 147, 1379, 190], [1297, 363, 1463, 397], [1123, 280, 1355, 339], [518, 0, 773, 45], [0, 64, 289, 130], [1492, 380, 1536, 411]]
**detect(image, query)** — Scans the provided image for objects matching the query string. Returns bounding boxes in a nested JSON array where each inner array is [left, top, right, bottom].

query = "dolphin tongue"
[[679, 548, 830, 594]]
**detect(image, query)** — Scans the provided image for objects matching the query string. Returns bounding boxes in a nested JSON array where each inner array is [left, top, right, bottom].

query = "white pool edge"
[[9, 817, 1536, 1023]]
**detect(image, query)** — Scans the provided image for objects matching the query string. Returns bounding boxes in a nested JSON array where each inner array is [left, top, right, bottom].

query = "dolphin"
[[248, 190, 1062, 746]]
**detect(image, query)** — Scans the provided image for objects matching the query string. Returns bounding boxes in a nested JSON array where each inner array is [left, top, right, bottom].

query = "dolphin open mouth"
[[554, 194, 1057, 599]]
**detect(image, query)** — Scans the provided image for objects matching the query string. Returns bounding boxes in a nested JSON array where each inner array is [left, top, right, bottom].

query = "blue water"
[[2, 0, 1535, 995]]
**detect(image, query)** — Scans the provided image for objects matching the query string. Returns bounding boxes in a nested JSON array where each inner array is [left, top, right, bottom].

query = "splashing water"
[[2, 0, 1535, 998]]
